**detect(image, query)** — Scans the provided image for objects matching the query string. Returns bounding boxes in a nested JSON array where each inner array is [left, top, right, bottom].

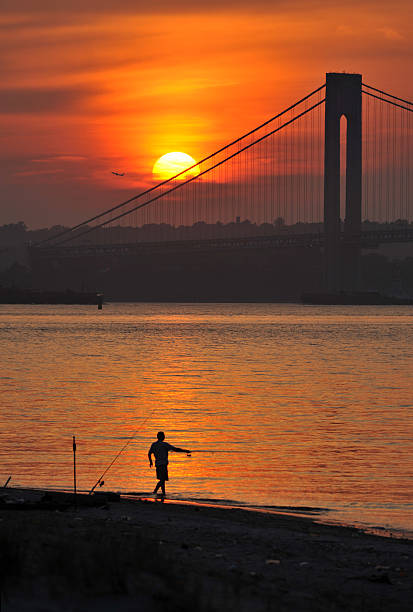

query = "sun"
[[152, 152, 200, 181]]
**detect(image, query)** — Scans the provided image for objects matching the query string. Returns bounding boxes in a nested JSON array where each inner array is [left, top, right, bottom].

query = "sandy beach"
[[1, 488, 412, 611]]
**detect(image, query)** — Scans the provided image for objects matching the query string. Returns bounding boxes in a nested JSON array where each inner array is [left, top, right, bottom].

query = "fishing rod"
[[186, 450, 239, 453], [88, 408, 157, 495]]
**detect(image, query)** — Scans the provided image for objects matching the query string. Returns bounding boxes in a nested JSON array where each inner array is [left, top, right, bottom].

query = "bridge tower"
[[324, 72, 362, 293]]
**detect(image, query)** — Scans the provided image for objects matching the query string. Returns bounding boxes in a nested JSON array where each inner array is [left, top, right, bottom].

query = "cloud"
[[0, 0, 398, 14], [0, 1, 317, 15], [13, 168, 64, 177], [336, 25, 355, 36], [377, 27, 404, 41], [0, 86, 99, 114], [31, 155, 87, 162]]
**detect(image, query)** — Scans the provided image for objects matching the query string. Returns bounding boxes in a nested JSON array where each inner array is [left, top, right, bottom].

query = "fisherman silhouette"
[[148, 431, 190, 496]]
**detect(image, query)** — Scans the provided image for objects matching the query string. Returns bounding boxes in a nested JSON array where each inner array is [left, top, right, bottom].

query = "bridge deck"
[[30, 228, 413, 259]]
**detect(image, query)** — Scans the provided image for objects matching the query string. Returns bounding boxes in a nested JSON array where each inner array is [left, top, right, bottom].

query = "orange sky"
[[1, 0, 412, 227]]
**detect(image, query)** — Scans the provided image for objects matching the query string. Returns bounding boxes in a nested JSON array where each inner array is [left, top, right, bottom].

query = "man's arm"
[[168, 444, 191, 454], [148, 445, 154, 467]]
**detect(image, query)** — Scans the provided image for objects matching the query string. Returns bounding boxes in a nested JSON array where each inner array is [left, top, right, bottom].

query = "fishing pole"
[[185, 450, 239, 453], [88, 408, 157, 495]]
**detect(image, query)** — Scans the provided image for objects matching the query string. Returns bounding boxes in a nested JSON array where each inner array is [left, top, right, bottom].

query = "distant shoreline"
[[0, 287, 103, 305], [3, 295, 413, 305]]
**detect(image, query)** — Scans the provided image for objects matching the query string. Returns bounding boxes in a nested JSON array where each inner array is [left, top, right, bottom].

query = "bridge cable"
[[34, 84, 326, 247], [52, 98, 325, 246], [363, 84, 412, 221], [362, 90, 413, 113], [362, 83, 413, 107]]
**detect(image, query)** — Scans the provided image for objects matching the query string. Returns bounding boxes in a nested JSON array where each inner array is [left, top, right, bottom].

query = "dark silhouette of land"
[[1, 221, 413, 301]]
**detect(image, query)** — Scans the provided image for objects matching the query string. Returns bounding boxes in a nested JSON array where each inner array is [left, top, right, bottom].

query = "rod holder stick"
[[73, 436, 77, 507]]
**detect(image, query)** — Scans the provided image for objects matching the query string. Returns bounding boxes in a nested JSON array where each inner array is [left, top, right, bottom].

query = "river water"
[[1, 303, 412, 535]]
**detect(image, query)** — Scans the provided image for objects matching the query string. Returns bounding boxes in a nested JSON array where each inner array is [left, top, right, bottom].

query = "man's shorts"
[[156, 464, 169, 481]]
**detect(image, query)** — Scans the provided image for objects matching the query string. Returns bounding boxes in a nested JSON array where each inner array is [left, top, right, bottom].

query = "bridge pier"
[[324, 73, 362, 293]]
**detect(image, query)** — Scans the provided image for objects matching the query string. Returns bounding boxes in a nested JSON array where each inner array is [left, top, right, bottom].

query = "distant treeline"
[[1, 217, 413, 247], [2, 220, 413, 297]]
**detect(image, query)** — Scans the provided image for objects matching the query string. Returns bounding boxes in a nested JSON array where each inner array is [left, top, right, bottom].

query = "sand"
[[1, 488, 412, 611]]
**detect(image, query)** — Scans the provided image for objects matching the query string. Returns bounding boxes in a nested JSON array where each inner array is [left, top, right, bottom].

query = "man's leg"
[[154, 480, 161, 493], [160, 479, 166, 496]]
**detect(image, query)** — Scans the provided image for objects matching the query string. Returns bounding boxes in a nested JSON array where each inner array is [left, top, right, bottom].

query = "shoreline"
[[126, 494, 413, 541], [1, 487, 413, 611], [8, 484, 413, 541]]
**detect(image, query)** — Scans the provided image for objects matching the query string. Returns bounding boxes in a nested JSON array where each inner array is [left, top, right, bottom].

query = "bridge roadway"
[[31, 227, 413, 259]]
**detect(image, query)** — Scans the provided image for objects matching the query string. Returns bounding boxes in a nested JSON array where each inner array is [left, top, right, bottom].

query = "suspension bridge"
[[31, 73, 413, 299]]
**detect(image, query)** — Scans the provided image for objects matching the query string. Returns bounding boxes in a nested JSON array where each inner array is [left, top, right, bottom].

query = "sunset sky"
[[1, 0, 412, 228]]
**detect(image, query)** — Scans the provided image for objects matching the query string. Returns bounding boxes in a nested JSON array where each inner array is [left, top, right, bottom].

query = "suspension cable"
[[34, 84, 326, 247], [52, 98, 325, 247], [362, 83, 413, 107], [362, 90, 413, 113]]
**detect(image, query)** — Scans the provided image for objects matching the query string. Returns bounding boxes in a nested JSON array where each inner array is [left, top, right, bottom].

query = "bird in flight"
[[112, 171, 125, 176]]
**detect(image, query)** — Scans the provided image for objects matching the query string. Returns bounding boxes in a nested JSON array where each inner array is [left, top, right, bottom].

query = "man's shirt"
[[149, 441, 179, 466]]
